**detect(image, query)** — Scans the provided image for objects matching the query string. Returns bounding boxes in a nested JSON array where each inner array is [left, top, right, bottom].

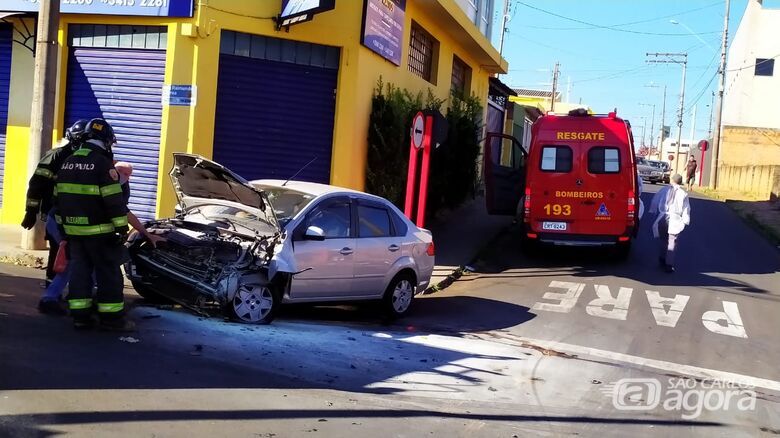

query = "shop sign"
[[2, 0, 194, 17], [361, 0, 405, 66]]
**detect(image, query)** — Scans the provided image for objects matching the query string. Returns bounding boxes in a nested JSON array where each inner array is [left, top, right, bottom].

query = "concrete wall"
[[720, 125, 780, 167], [717, 164, 779, 200], [0, 1, 505, 223], [723, 0, 780, 129]]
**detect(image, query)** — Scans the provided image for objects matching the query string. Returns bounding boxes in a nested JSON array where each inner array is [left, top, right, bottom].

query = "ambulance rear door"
[[484, 133, 527, 215]]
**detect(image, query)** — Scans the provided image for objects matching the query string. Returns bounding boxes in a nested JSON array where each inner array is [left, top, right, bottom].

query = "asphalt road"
[[1, 184, 779, 437]]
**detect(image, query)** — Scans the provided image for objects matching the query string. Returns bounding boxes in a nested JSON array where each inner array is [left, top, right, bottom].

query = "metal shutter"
[[64, 47, 165, 222], [0, 26, 12, 208], [213, 34, 338, 184]]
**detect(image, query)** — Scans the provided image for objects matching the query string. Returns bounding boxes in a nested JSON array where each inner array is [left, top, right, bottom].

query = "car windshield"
[[636, 157, 649, 165], [254, 185, 317, 227], [189, 204, 279, 236]]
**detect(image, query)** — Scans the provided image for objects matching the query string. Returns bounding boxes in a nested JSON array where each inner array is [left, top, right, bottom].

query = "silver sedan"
[[252, 179, 435, 318]]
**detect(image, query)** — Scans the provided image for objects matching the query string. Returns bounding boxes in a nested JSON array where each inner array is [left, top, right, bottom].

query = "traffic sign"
[[411, 112, 425, 149], [668, 154, 675, 161], [698, 140, 709, 151]]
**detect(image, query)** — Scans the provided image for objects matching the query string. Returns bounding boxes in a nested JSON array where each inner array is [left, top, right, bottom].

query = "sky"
[[494, 0, 777, 146]]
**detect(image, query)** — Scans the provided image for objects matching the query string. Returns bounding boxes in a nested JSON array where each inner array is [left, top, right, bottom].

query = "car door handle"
[[388, 244, 400, 252], [340, 247, 353, 255]]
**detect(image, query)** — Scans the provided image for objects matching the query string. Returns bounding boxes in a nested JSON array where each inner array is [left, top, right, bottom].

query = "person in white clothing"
[[649, 174, 691, 273]]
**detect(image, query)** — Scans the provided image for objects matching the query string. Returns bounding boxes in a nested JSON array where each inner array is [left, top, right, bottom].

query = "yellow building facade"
[[0, 0, 505, 224]]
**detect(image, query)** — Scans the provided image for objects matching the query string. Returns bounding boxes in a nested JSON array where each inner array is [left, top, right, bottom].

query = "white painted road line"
[[454, 333, 780, 393]]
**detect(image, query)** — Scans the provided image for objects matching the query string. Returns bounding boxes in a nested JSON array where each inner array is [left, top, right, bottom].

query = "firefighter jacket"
[[24, 143, 77, 216], [54, 144, 129, 238]]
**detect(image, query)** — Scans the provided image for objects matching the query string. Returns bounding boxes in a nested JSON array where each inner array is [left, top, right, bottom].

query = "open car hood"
[[169, 154, 279, 231]]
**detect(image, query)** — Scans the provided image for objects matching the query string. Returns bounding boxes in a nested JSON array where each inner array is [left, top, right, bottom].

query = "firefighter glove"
[[21, 211, 37, 230]]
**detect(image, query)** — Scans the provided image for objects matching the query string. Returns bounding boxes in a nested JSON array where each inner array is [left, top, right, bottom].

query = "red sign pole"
[[415, 116, 434, 228], [699, 145, 706, 187], [404, 142, 419, 219]]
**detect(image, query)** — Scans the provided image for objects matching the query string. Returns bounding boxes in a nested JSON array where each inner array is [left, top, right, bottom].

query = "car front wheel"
[[382, 272, 416, 318], [228, 283, 279, 324]]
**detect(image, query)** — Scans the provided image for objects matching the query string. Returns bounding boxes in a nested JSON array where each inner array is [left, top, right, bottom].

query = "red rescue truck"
[[484, 108, 640, 256]]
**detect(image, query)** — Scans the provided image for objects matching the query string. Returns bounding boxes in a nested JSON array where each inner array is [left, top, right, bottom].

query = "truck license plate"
[[542, 221, 567, 231]]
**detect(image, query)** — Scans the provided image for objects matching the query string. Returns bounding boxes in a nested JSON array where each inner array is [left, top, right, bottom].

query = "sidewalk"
[[0, 198, 513, 292], [0, 225, 48, 268], [697, 188, 780, 248], [424, 196, 514, 292]]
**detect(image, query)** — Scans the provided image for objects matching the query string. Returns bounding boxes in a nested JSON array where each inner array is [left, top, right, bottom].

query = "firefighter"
[[55, 118, 134, 331], [21, 119, 89, 314]]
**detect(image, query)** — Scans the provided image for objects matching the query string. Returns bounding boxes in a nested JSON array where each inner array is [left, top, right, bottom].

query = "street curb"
[[422, 222, 513, 295]]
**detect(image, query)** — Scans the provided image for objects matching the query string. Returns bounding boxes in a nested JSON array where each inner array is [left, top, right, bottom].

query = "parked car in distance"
[[647, 159, 671, 184], [126, 154, 435, 324], [636, 156, 663, 184]]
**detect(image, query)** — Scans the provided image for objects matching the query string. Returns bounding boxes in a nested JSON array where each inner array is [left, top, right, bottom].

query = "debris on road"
[[119, 336, 140, 343]]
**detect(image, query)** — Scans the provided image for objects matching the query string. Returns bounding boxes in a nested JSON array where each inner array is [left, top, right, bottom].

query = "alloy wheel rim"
[[232, 285, 273, 323], [392, 280, 413, 313]]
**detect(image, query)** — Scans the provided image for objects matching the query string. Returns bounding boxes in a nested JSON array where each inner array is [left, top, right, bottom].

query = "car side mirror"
[[304, 225, 325, 241]]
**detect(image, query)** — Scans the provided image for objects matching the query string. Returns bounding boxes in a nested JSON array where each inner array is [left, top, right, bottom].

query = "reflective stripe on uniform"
[[26, 199, 40, 208], [34, 167, 54, 179], [63, 223, 116, 236], [68, 298, 93, 310], [100, 184, 123, 197], [97, 302, 124, 313], [56, 183, 100, 196], [72, 148, 92, 157], [111, 215, 128, 227]]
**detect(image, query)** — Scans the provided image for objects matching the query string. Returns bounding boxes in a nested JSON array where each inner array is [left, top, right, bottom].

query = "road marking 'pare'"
[[532, 281, 748, 338]]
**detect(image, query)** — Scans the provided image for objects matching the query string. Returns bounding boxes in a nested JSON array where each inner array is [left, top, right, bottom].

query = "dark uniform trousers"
[[67, 236, 126, 320]]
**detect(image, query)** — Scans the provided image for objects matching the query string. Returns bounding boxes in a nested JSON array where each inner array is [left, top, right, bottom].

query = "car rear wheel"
[[229, 283, 278, 324], [382, 272, 415, 318]]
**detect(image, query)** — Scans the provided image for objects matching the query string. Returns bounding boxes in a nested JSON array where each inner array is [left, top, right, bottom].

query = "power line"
[[726, 53, 780, 72], [522, 1, 723, 31], [516, 1, 720, 36]]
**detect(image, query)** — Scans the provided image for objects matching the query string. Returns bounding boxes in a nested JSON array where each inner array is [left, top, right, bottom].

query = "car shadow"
[[276, 294, 537, 334], [0, 269, 536, 397]]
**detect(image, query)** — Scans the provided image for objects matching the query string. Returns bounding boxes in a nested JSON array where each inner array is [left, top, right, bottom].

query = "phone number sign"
[[3, 0, 194, 17]]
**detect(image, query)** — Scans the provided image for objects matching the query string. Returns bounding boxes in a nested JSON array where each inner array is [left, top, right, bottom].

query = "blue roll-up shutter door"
[[64, 25, 167, 222], [0, 25, 12, 208], [213, 32, 339, 183]]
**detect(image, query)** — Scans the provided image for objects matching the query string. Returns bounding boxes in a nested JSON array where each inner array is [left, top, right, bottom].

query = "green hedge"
[[365, 79, 483, 221]]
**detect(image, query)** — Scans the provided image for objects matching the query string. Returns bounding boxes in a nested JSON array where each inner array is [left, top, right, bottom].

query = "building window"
[[755, 58, 774, 77], [451, 56, 471, 95], [408, 22, 438, 83]]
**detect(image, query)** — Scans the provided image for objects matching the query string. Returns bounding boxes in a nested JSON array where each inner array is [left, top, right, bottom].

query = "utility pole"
[[497, 0, 511, 76], [639, 103, 656, 148], [22, 0, 60, 250], [647, 52, 687, 174], [689, 104, 697, 148], [550, 61, 560, 112], [707, 92, 715, 137], [646, 83, 667, 159], [710, 0, 731, 189]]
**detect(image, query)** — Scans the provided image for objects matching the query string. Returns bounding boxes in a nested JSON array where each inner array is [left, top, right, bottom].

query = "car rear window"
[[358, 205, 392, 238], [588, 147, 621, 174], [540, 146, 572, 172]]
